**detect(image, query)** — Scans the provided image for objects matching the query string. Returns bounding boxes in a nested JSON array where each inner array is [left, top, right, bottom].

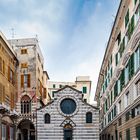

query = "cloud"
[[0, 0, 120, 104]]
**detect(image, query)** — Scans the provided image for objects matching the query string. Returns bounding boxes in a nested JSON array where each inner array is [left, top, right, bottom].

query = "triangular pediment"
[[54, 85, 82, 94], [60, 118, 76, 127]]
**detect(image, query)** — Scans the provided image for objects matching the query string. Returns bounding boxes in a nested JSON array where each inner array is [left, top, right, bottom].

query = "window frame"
[[86, 112, 92, 123], [44, 113, 50, 124]]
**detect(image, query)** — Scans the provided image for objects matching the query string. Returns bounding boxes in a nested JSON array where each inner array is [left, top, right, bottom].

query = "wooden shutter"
[[0, 83, 2, 103], [0, 57, 2, 72], [2, 86, 5, 103], [43, 88, 46, 98], [40, 81, 42, 96], [8, 66, 10, 81], [11, 93, 14, 109], [12, 71, 14, 85], [21, 75, 24, 88], [27, 74, 31, 88], [3, 60, 5, 74]]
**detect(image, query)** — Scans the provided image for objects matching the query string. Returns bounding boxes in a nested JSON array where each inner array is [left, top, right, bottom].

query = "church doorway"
[[17, 119, 35, 140], [64, 124, 73, 140]]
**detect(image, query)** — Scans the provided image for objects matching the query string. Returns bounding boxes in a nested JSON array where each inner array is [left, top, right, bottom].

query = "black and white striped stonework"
[[37, 86, 99, 140]]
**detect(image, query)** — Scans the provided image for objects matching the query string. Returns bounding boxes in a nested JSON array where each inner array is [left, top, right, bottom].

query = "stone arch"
[[17, 119, 35, 140], [19, 92, 32, 102]]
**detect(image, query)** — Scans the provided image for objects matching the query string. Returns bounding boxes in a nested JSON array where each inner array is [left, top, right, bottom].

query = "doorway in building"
[[17, 119, 35, 140], [136, 125, 140, 140], [64, 124, 72, 140]]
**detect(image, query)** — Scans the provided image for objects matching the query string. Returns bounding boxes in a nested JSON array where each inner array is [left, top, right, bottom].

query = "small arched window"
[[86, 112, 92, 123], [44, 113, 50, 124]]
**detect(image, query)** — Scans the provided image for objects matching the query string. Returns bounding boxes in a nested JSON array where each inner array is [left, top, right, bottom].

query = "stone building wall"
[[37, 86, 99, 140]]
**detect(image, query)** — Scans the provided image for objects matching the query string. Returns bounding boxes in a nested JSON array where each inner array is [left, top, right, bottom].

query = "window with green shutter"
[[120, 69, 125, 91], [127, 15, 135, 41], [131, 15, 135, 35], [105, 100, 108, 111], [111, 91, 113, 105], [126, 129, 130, 140], [115, 53, 118, 66], [128, 54, 134, 80], [111, 109, 114, 119], [52, 91, 55, 97], [128, 23, 131, 40], [53, 84, 56, 88], [125, 112, 130, 121], [119, 38, 125, 57], [134, 0, 138, 5], [114, 82, 118, 99], [131, 108, 135, 118], [125, 9, 129, 28], [82, 87, 87, 93], [125, 64, 129, 84], [114, 105, 117, 117], [134, 45, 140, 72], [117, 32, 121, 45]]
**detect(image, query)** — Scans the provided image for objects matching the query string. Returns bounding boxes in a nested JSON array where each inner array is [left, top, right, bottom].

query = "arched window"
[[86, 112, 92, 123], [44, 113, 50, 124], [21, 95, 31, 114]]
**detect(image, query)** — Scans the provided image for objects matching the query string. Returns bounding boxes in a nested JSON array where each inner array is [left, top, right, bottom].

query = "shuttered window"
[[0, 83, 2, 103], [21, 63, 28, 68], [43, 88, 46, 98], [125, 9, 129, 28], [131, 15, 135, 34], [125, 112, 130, 121], [125, 64, 129, 85], [120, 69, 125, 91], [128, 54, 134, 80], [27, 74, 30, 88], [21, 75, 24, 88], [0, 57, 2, 72], [114, 105, 117, 117], [21, 74, 31, 88], [135, 0, 138, 5], [126, 129, 130, 140], [21, 49, 27, 54], [134, 45, 140, 72], [119, 38, 125, 57], [7, 66, 10, 81], [3, 60, 5, 75], [114, 82, 118, 99], [83, 87, 87, 93], [0, 84, 5, 103], [135, 80, 140, 96], [11, 93, 14, 109]]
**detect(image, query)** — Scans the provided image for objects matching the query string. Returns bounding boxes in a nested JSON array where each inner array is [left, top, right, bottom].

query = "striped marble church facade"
[[37, 85, 99, 140]]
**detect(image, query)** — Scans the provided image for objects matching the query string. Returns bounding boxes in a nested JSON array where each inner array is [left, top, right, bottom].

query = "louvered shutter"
[[21, 75, 24, 88]]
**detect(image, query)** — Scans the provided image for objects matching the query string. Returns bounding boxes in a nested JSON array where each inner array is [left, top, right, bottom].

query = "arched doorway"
[[64, 124, 73, 140], [17, 119, 35, 140]]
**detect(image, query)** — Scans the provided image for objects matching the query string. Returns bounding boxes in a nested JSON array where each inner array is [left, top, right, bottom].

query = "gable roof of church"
[[53, 85, 82, 93], [37, 85, 98, 110]]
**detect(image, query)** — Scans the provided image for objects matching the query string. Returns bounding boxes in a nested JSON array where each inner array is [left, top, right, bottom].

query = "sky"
[[0, 0, 120, 103]]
